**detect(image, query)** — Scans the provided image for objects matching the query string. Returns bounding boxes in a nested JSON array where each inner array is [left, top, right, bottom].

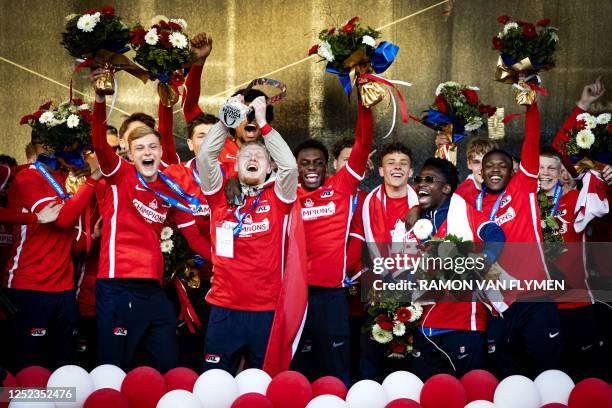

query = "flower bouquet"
[[20, 99, 93, 193], [308, 17, 412, 135], [130, 16, 193, 106], [62, 5, 148, 95], [564, 112, 612, 173], [492, 15, 558, 105], [363, 301, 422, 359], [422, 81, 495, 164]]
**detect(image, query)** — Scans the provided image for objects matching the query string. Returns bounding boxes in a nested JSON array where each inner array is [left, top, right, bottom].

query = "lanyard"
[[232, 191, 262, 237], [476, 186, 506, 221], [191, 163, 225, 186], [351, 194, 359, 214], [136, 171, 199, 214], [34, 161, 70, 199], [550, 183, 562, 216]]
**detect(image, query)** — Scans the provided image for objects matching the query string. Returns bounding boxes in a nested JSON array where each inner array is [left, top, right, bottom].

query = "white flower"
[[65, 13, 78, 21], [151, 15, 169, 25], [77, 14, 97, 32], [413, 219, 433, 240], [372, 324, 393, 344], [78, 104, 89, 111], [541, 220, 547, 229], [392, 321, 406, 336], [467, 86, 480, 91], [444, 81, 460, 87], [168, 32, 188, 49], [407, 303, 423, 322], [317, 41, 334, 62], [596, 113, 611, 125], [576, 129, 595, 149], [361, 35, 376, 47], [145, 28, 159, 45], [39, 111, 55, 124], [435, 83, 445, 96], [91, 12, 101, 23], [160, 226, 174, 240], [576, 113, 597, 129], [502, 22, 519, 35], [465, 117, 484, 132], [170, 18, 187, 29], [66, 114, 80, 128], [160, 239, 174, 253]]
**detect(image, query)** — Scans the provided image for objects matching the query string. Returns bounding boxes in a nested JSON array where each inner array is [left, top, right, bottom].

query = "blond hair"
[[127, 125, 160, 146], [467, 138, 498, 161]]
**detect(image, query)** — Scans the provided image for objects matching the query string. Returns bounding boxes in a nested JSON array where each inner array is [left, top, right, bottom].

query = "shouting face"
[[236, 143, 271, 186], [130, 133, 162, 182], [482, 152, 513, 193], [415, 166, 451, 211], [297, 147, 327, 191]]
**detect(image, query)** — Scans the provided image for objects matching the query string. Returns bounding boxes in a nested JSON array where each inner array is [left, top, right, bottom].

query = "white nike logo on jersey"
[[457, 354, 469, 360], [225, 154, 236, 160], [135, 184, 147, 191], [581, 344, 593, 351], [332, 341, 345, 348], [549, 331, 560, 338]]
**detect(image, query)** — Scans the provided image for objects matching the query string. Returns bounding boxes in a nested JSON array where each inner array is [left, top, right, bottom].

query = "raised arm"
[[182, 32, 213, 123], [252, 97, 298, 202], [196, 121, 228, 195], [55, 176, 99, 229], [519, 102, 541, 178], [158, 103, 178, 165], [347, 102, 374, 179], [92, 90, 121, 176]]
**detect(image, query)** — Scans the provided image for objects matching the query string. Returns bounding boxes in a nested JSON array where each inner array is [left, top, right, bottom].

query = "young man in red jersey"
[[464, 100, 562, 378], [453, 138, 498, 200], [409, 158, 505, 380], [538, 148, 605, 380], [289, 101, 372, 385], [91, 71, 211, 372], [196, 94, 297, 374], [3, 134, 101, 370]]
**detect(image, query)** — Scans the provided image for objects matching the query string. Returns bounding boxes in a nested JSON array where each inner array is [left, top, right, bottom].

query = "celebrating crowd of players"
[[1, 32, 611, 386]]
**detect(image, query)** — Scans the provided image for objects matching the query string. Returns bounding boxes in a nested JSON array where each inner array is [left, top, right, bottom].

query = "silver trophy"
[[219, 99, 251, 128]]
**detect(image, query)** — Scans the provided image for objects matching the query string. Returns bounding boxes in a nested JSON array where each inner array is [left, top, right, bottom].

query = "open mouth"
[[390, 171, 404, 179], [142, 159, 155, 170], [539, 177, 552, 182], [246, 163, 259, 172], [489, 175, 502, 183], [305, 172, 320, 184], [417, 189, 431, 204]]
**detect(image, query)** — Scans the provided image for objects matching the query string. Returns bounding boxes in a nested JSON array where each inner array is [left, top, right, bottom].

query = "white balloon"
[[306, 394, 347, 408], [193, 369, 239, 408], [465, 401, 497, 408], [382, 370, 423, 403], [534, 369, 575, 405], [47, 365, 94, 408], [493, 375, 540, 408], [9, 402, 55, 408], [90, 364, 126, 391], [346, 380, 388, 408], [157, 390, 202, 408], [235, 368, 272, 395]]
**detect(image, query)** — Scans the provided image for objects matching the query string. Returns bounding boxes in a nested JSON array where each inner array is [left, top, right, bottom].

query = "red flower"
[[435, 95, 448, 115], [19, 115, 35, 125], [390, 342, 407, 354], [341, 17, 359, 34], [33, 110, 43, 119], [159, 31, 172, 49], [158, 20, 170, 29], [168, 22, 182, 31], [79, 110, 92, 124], [497, 15, 510, 24], [479, 104, 496, 117], [101, 5, 115, 17], [346, 16, 360, 26], [522, 23, 537, 38], [462, 89, 479, 105], [71, 98, 84, 106], [375, 315, 394, 331], [395, 307, 412, 323], [171, 72, 184, 87], [492, 37, 503, 50], [83, 8, 97, 15], [536, 18, 551, 27], [307, 44, 319, 56], [608, 122, 612, 133], [130, 27, 146, 46], [38, 101, 52, 111], [326, 27, 335, 36]]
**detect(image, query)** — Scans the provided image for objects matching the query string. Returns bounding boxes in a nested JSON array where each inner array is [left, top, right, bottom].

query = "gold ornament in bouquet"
[[492, 15, 557, 105], [422, 82, 496, 165], [308, 16, 415, 138], [487, 107, 505, 140], [62, 6, 149, 98], [130, 16, 193, 107]]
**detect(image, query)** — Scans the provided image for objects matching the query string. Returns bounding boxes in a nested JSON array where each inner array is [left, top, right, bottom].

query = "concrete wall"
[[1, 0, 610, 178]]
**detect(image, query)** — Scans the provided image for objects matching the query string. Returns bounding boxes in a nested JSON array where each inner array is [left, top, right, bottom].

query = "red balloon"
[[568, 378, 612, 408], [266, 370, 313, 408], [460, 369, 498, 402], [420, 374, 466, 408], [541, 404, 568, 408], [232, 392, 274, 408], [385, 398, 422, 408], [16, 366, 51, 388], [84, 388, 130, 408], [311, 376, 347, 399], [164, 367, 199, 392], [121, 366, 167, 408]]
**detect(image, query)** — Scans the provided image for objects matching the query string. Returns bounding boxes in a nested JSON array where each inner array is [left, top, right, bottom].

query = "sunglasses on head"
[[414, 175, 440, 183]]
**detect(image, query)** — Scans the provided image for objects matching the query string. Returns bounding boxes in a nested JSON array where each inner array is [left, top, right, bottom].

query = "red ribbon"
[[362, 73, 413, 123], [70, 59, 94, 101], [173, 277, 202, 334], [526, 82, 549, 96]]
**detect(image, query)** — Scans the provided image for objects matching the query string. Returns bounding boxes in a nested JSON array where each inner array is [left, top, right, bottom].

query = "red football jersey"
[[4, 167, 74, 291], [454, 174, 480, 201], [206, 183, 293, 311], [219, 138, 238, 179]]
